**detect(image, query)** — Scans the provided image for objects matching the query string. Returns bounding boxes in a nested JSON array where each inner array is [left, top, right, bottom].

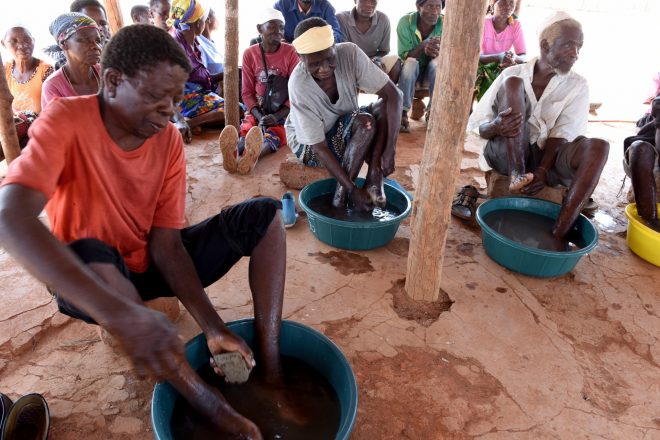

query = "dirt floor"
[[0, 115, 659, 439]]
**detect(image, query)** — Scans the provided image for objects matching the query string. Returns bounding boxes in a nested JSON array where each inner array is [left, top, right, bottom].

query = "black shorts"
[[53, 198, 281, 324]]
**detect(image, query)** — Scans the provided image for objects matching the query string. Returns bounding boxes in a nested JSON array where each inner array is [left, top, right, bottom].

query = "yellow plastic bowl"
[[624, 203, 660, 267]]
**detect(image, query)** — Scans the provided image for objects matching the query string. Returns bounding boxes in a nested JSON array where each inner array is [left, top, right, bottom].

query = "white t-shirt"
[[285, 42, 389, 153], [469, 57, 589, 171]]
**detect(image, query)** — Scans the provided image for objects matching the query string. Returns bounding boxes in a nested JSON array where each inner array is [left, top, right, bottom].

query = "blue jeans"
[[398, 57, 437, 112]]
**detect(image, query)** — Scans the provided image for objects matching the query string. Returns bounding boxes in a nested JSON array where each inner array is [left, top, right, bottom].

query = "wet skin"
[[302, 46, 402, 211], [628, 97, 660, 231], [0, 61, 290, 439], [478, 24, 610, 238]]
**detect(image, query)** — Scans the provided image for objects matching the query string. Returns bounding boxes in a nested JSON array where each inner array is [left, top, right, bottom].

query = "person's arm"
[[148, 228, 254, 366], [478, 107, 523, 140], [480, 52, 507, 64], [521, 137, 565, 195], [375, 80, 403, 175], [241, 50, 259, 113], [397, 16, 418, 60], [0, 184, 185, 379], [512, 21, 526, 63]]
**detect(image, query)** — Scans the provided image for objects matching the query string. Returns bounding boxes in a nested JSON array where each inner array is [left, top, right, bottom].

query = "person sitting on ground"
[[220, 8, 299, 175], [131, 5, 151, 24], [397, 0, 444, 132], [623, 95, 660, 231], [635, 71, 660, 127], [475, 0, 526, 101], [0, 24, 289, 439], [150, 0, 172, 32], [456, 12, 609, 239], [336, 0, 401, 84], [286, 17, 402, 210], [170, 0, 226, 134], [41, 13, 102, 111], [2, 26, 53, 157], [198, 8, 224, 77], [274, 0, 343, 43], [70, 0, 111, 46]]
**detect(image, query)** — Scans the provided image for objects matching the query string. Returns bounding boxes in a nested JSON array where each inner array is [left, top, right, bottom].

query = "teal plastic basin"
[[151, 319, 358, 440], [475, 197, 598, 277], [299, 178, 412, 250]]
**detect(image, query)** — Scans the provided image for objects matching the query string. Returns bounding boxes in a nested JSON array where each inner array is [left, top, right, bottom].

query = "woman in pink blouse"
[[475, 0, 526, 101]]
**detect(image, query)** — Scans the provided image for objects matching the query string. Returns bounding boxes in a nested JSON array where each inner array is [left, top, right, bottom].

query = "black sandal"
[[451, 185, 485, 220]]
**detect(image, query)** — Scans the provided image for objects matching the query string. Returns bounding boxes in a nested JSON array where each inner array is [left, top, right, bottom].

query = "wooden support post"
[[0, 52, 21, 165], [104, 0, 124, 34], [223, 0, 240, 128], [405, 0, 488, 301]]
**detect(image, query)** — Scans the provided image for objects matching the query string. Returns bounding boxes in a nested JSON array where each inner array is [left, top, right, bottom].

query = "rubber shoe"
[[281, 192, 297, 228], [1, 393, 50, 440]]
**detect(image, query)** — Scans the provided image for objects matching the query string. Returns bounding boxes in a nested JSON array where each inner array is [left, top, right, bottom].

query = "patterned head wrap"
[[49, 12, 98, 44], [168, 0, 207, 30]]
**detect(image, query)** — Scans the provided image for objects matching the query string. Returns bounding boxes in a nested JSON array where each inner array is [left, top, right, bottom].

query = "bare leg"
[[88, 264, 262, 438], [553, 138, 609, 237], [365, 100, 394, 207], [249, 213, 286, 381], [388, 59, 402, 84], [499, 76, 534, 192], [333, 113, 376, 208], [629, 141, 660, 231]]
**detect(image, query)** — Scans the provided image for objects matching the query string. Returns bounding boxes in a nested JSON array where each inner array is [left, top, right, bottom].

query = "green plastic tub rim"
[[476, 197, 598, 257], [299, 177, 412, 229], [151, 318, 358, 440]]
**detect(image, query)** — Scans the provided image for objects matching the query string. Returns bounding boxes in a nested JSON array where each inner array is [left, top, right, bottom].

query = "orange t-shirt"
[[4, 59, 53, 114], [2, 95, 186, 272]]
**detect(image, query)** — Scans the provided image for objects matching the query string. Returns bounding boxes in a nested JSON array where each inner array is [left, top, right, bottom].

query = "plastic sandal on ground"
[[281, 192, 297, 228], [1, 393, 50, 440]]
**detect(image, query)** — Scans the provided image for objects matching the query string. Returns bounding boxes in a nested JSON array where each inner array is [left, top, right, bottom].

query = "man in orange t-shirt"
[[0, 25, 284, 439]]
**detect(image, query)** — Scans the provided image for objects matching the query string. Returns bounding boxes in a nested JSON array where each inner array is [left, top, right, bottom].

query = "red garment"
[[241, 42, 299, 112], [2, 95, 186, 272], [239, 114, 286, 146]]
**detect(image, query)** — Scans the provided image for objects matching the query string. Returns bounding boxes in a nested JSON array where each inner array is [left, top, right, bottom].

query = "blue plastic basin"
[[299, 178, 411, 250], [475, 197, 598, 277], [151, 319, 358, 440]]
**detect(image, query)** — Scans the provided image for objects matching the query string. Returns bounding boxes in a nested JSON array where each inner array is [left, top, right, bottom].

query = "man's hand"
[[174, 118, 193, 144], [500, 51, 516, 68], [492, 107, 523, 138], [423, 37, 441, 58], [521, 167, 548, 195], [106, 305, 185, 381], [349, 187, 374, 212], [206, 328, 255, 376], [260, 114, 278, 127]]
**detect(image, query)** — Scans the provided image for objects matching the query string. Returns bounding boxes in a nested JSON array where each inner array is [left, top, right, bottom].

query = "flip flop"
[[219, 125, 239, 174], [400, 113, 410, 133], [281, 191, 298, 228], [212, 352, 252, 384], [237, 126, 262, 175], [1, 393, 50, 440], [451, 185, 486, 221]]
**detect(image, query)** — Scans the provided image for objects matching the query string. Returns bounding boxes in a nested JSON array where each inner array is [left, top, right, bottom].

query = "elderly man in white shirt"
[[462, 12, 609, 238]]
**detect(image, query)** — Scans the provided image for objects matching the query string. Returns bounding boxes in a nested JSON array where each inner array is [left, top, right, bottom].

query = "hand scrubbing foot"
[[212, 352, 252, 384]]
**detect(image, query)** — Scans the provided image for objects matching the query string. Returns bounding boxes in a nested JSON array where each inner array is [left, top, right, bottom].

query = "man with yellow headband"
[[286, 18, 402, 210]]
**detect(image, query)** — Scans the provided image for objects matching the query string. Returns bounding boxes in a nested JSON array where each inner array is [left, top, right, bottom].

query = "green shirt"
[[396, 11, 444, 68]]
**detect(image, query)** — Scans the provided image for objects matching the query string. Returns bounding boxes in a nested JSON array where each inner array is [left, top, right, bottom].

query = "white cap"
[[537, 11, 575, 37], [257, 7, 285, 26]]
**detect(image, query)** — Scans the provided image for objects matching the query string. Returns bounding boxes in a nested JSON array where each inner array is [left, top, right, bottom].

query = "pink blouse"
[[481, 17, 526, 55]]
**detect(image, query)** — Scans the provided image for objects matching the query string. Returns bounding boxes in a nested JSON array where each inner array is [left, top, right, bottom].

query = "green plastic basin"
[[475, 197, 598, 277], [299, 178, 412, 250], [151, 319, 358, 440]]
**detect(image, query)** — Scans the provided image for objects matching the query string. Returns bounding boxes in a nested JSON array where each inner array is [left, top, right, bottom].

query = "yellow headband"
[[292, 25, 334, 55]]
